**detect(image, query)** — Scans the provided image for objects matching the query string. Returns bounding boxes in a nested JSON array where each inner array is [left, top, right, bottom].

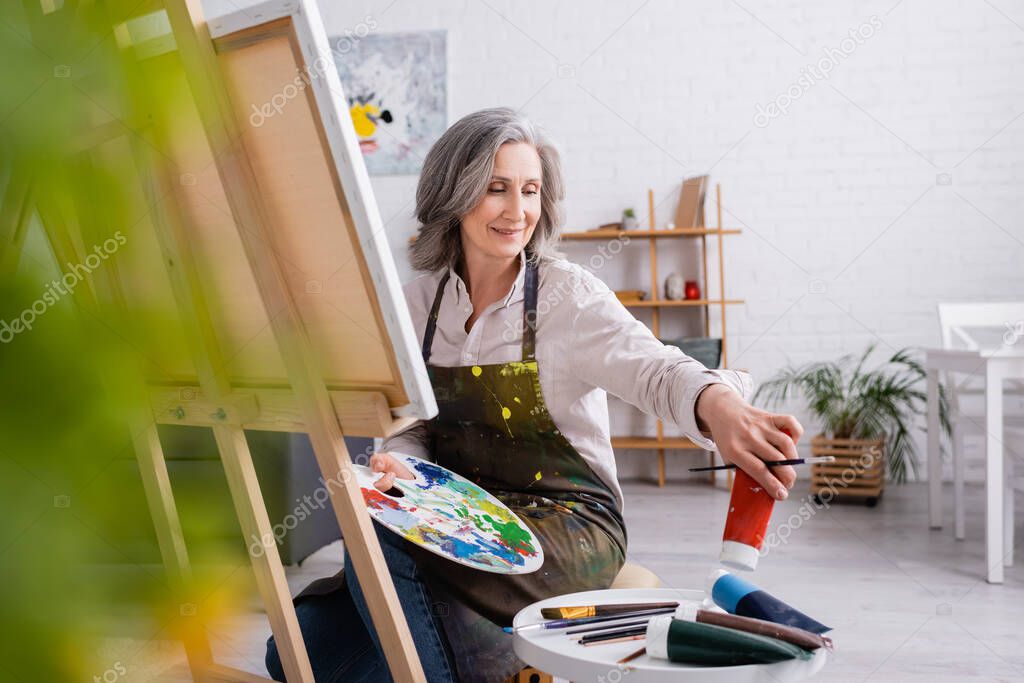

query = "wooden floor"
[[108, 480, 1024, 682]]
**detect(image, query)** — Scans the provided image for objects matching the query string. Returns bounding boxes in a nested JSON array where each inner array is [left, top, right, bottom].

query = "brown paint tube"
[[680, 603, 834, 651]]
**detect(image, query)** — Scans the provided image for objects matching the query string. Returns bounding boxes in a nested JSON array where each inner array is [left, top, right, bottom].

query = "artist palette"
[[354, 453, 544, 574]]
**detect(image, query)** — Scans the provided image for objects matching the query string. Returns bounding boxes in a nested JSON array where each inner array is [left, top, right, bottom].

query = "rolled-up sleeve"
[[568, 274, 753, 450], [380, 419, 433, 460]]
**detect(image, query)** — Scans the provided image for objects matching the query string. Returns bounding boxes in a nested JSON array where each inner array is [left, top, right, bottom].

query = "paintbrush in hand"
[[689, 456, 834, 473]]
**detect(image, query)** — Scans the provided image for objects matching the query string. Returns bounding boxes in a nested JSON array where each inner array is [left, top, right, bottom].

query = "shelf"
[[583, 184, 739, 487], [611, 436, 705, 450], [621, 298, 744, 308], [562, 228, 741, 240]]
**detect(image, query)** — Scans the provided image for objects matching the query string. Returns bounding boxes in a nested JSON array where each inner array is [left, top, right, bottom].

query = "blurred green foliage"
[[1, 2, 254, 680]]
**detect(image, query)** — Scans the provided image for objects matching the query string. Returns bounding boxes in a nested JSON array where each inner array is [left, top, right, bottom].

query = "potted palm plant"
[[755, 345, 950, 506]]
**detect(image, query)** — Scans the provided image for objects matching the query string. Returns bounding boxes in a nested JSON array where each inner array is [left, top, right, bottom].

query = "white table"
[[513, 588, 828, 682], [925, 347, 1024, 584]]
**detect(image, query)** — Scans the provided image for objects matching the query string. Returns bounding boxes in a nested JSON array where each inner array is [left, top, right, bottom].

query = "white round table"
[[512, 588, 828, 682]]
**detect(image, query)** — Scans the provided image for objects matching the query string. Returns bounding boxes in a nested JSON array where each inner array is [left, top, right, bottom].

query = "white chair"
[[937, 303, 1024, 561]]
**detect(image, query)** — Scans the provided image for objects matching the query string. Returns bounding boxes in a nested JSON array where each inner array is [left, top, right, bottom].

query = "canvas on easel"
[[22, 0, 439, 681]]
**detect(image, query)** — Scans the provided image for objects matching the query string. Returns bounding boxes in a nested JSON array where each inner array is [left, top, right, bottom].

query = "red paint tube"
[[719, 428, 793, 570], [720, 468, 774, 570]]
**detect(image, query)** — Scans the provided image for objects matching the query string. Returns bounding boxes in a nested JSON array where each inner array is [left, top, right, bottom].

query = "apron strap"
[[422, 269, 450, 364], [522, 259, 538, 362], [421, 258, 539, 364]]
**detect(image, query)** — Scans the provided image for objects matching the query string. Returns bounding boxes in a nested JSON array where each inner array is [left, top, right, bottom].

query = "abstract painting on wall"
[[330, 29, 447, 175]]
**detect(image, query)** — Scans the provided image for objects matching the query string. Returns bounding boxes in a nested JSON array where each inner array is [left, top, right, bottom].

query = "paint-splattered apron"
[[407, 260, 627, 682]]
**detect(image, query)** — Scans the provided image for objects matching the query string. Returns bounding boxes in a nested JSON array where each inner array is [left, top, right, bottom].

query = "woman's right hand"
[[695, 384, 801, 500], [369, 451, 415, 492]]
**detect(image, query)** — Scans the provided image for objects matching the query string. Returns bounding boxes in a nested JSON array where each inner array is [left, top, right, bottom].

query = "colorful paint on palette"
[[355, 453, 544, 574]]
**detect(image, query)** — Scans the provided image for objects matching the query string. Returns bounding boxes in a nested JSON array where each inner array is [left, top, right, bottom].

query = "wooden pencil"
[[618, 646, 646, 664]]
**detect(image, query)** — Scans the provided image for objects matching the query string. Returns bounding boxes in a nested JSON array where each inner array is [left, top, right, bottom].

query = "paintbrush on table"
[[688, 456, 834, 472], [569, 621, 656, 641], [505, 606, 677, 633], [565, 617, 658, 636], [582, 634, 646, 647], [540, 601, 678, 620], [578, 625, 647, 645]]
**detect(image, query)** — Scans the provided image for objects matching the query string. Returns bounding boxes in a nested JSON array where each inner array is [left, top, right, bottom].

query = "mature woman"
[[266, 108, 802, 682]]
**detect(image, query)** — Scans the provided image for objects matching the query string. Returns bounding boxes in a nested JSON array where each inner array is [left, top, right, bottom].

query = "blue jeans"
[[265, 524, 457, 683]]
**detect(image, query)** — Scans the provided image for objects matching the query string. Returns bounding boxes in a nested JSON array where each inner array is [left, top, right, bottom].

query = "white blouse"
[[381, 250, 754, 511]]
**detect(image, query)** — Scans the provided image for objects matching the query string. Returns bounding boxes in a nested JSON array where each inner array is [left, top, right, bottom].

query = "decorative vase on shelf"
[[664, 273, 684, 300], [684, 280, 701, 300], [622, 208, 638, 231]]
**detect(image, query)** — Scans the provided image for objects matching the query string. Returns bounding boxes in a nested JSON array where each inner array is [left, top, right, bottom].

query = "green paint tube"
[[645, 615, 813, 666]]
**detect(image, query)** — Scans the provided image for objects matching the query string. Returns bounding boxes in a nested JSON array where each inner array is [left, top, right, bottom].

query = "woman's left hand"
[[695, 384, 804, 500]]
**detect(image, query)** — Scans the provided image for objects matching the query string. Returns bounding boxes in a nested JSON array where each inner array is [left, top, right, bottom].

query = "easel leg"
[[301, 426, 427, 682], [212, 425, 315, 682], [132, 421, 215, 677]]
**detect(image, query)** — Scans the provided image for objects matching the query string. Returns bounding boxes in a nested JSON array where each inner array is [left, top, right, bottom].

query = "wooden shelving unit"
[[561, 183, 743, 486]]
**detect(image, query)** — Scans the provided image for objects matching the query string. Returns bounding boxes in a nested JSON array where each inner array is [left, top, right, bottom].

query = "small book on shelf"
[[675, 175, 709, 228]]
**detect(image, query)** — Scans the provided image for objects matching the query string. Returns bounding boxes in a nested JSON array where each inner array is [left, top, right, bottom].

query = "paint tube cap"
[[645, 615, 673, 660], [704, 565, 729, 610], [673, 602, 699, 622], [705, 568, 729, 605], [720, 540, 759, 571]]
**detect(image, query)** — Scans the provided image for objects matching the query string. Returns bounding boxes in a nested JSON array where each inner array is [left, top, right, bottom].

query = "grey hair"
[[409, 107, 566, 273]]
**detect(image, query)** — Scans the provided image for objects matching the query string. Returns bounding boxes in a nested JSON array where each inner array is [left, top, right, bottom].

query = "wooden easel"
[[15, 0, 437, 681]]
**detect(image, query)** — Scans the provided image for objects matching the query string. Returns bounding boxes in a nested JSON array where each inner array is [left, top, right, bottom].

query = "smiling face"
[[459, 142, 543, 266]]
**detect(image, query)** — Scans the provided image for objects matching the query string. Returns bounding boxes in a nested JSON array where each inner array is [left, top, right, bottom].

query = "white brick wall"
[[208, 0, 1024, 482]]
